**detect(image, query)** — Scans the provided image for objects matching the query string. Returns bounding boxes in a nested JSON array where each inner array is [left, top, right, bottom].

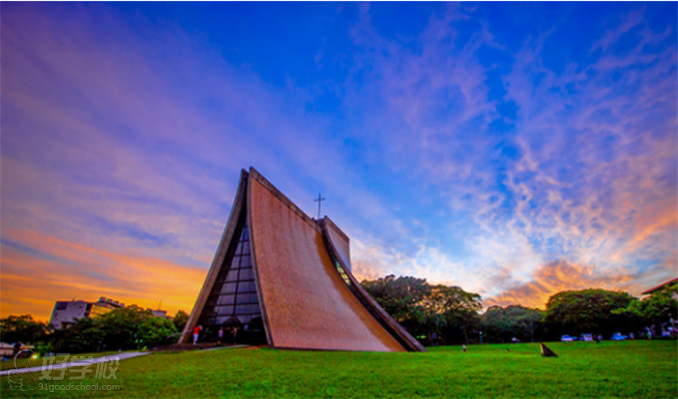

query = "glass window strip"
[[198, 219, 265, 339]]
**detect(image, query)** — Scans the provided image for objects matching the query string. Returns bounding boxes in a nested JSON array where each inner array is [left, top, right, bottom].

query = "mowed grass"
[[1, 341, 675, 398]]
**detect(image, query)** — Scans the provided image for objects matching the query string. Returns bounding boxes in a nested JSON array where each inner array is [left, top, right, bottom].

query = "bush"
[[138, 317, 178, 348], [47, 305, 178, 353]]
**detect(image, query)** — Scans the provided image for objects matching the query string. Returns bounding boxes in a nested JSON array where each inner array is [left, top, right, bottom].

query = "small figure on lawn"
[[218, 327, 224, 344]]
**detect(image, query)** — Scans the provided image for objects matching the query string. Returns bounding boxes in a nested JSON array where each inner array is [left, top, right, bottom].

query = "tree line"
[[0, 306, 190, 355], [2, 277, 676, 353], [362, 275, 677, 345]]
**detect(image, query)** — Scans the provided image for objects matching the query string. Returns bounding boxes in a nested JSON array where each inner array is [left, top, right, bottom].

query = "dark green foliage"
[[49, 317, 103, 353], [0, 314, 48, 344], [361, 275, 482, 344], [45, 305, 178, 353], [614, 282, 678, 331], [138, 316, 178, 348], [173, 310, 189, 332], [428, 284, 482, 344], [361, 276, 428, 320], [361, 275, 432, 338], [481, 305, 544, 343], [97, 305, 154, 350], [544, 289, 638, 338]]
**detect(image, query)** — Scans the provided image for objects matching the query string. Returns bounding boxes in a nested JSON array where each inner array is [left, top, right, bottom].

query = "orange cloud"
[[351, 259, 387, 282], [483, 260, 637, 309], [1, 228, 206, 322], [627, 200, 677, 249]]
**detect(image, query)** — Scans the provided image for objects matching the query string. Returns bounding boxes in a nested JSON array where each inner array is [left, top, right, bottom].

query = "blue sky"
[[2, 2, 676, 319]]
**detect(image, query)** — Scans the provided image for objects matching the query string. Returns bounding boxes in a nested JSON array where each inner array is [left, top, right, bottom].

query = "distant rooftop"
[[641, 278, 678, 295]]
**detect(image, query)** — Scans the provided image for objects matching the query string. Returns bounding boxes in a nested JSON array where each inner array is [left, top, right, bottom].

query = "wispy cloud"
[[1, 228, 206, 319], [1, 3, 675, 319], [497, 5, 676, 285], [591, 5, 646, 53], [344, 3, 499, 180], [346, 3, 676, 306]]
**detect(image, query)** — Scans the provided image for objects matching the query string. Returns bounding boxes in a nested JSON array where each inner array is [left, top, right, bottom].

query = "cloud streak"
[[1, 3, 675, 318], [1, 228, 206, 319]]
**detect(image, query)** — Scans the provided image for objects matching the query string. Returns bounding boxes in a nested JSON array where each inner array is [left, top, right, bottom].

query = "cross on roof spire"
[[314, 193, 326, 220]]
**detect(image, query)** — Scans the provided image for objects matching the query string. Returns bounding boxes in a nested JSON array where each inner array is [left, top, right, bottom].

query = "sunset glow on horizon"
[[2, 3, 676, 321]]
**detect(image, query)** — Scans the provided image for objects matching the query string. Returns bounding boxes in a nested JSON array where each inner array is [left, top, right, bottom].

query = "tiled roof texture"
[[249, 174, 405, 352]]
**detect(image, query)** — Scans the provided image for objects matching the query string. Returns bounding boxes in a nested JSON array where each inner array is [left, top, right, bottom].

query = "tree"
[[361, 275, 432, 338], [481, 305, 544, 343], [361, 275, 482, 345], [544, 289, 637, 338], [0, 315, 48, 344], [8, 307, 181, 354], [424, 285, 482, 344], [49, 317, 102, 353], [97, 305, 153, 350], [614, 282, 678, 334], [173, 310, 189, 332]]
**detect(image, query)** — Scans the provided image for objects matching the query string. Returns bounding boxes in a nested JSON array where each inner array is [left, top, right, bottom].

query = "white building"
[[49, 297, 124, 329]]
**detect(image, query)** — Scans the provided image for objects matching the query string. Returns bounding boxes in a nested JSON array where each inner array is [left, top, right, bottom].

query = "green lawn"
[[1, 341, 675, 398]]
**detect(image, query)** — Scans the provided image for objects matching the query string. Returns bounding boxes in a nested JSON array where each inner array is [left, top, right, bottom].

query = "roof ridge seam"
[[248, 167, 321, 233], [323, 216, 350, 243]]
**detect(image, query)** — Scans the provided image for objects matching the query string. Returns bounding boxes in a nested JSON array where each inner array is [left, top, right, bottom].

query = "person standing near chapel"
[[12, 341, 22, 358], [193, 325, 202, 345]]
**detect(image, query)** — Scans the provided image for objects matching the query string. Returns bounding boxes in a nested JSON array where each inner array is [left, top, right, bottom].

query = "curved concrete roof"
[[249, 174, 405, 352], [182, 167, 424, 352]]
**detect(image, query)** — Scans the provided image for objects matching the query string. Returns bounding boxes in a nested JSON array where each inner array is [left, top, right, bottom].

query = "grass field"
[[1, 341, 675, 398]]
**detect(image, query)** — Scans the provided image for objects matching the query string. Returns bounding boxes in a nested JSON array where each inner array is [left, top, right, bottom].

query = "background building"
[[641, 278, 678, 299], [49, 297, 124, 329]]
